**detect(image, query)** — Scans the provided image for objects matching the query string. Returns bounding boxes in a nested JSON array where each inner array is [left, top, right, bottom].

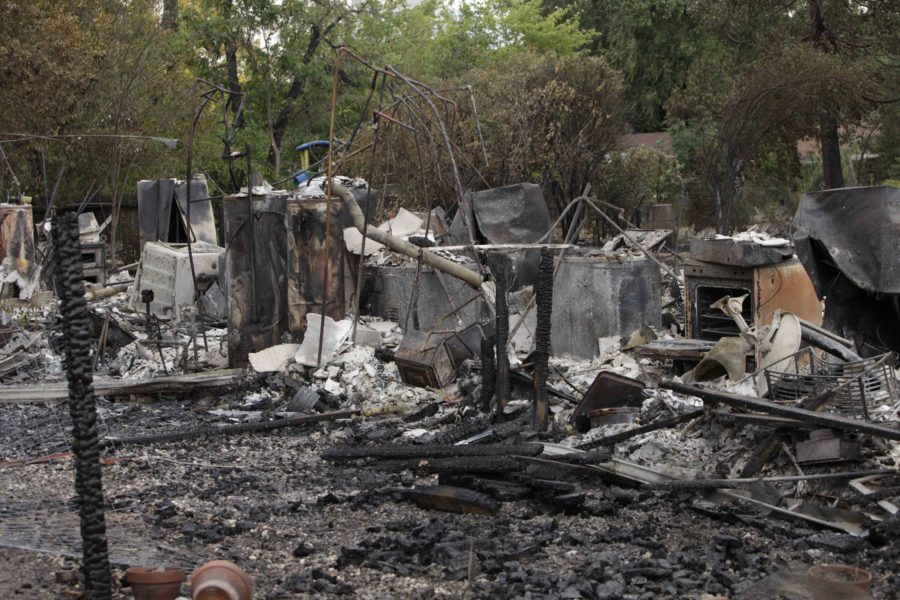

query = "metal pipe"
[[332, 182, 485, 289], [318, 51, 342, 367]]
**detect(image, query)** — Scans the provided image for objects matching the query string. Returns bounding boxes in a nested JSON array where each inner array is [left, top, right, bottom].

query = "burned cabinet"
[[395, 330, 455, 389], [286, 198, 346, 336], [683, 258, 821, 341], [224, 192, 289, 367]]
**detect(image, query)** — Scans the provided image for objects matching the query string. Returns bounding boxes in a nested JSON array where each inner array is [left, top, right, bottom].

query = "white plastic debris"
[[295, 314, 353, 367], [248, 343, 301, 373]]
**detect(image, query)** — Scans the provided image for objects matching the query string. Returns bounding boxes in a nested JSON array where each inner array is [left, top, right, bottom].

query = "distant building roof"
[[618, 132, 673, 154]]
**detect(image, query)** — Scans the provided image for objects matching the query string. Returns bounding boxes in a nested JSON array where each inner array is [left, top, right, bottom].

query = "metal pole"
[[317, 50, 342, 367]]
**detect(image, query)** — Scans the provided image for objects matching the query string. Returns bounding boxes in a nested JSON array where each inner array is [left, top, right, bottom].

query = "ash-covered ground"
[[1, 389, 897, 600]]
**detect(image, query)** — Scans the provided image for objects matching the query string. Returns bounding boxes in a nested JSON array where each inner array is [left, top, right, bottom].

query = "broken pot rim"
[[124, 566, 187, 585], [807, 563, 872, 590]]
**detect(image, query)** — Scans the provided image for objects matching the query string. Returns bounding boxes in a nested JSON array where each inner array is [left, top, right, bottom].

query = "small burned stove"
[[684, 238, 821, 341]]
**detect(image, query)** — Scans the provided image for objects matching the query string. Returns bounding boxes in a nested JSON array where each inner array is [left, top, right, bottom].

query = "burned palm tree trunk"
[[494, 263, 511, 418], [480, 334, 496, 412], [53, 213, 112, 600], [532, 248, 553, 431]]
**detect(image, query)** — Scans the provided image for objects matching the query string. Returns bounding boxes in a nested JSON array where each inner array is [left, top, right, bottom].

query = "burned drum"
[[550, 255, 661, 358], [286, 197, 346, 336]]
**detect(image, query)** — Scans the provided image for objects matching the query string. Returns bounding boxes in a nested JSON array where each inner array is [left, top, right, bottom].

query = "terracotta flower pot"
[[190, 560, 253, 600], [808, 564, 872, 591], [124, 566, 186, 600]]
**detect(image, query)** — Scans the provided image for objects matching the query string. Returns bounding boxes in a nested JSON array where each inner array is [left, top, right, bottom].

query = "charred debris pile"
[[1, 70, 899, 599]]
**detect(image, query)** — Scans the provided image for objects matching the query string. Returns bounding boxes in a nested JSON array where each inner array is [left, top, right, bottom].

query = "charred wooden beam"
[[532, 248, 553, 431], [322, 442, 543, 463], [480, 334, 496, 412], [494, 261, 511, 416]]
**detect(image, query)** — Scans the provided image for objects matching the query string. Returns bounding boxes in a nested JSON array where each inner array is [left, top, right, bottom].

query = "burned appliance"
[[684, 247, 821, 341], [0, 203, 37, 299], [130, 241, 224, 321]]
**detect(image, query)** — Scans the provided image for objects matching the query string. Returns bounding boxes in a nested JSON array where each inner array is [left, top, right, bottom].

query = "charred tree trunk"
[[819, 116, 844, 189], [808, 1, 844, 189], [713, 169, 737, 236]]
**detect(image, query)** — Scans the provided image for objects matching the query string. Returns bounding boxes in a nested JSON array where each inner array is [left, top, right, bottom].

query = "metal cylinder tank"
[[550, 255, 662, 358]]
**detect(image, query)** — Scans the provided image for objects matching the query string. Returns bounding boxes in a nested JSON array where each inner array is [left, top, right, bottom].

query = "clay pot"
[[808, 564, 872, 591], [190, 560, 253, 600], [124, 567, 186, 600]]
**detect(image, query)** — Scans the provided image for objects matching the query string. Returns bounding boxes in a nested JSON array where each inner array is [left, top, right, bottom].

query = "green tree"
[[665, 1, 899, 232], [558, 0, 707, 132]]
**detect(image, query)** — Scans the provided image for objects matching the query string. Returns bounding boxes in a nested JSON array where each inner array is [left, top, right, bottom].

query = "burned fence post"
[[52, 213, 112, 600], [480, 334, 496, 412], [494, 262, 511, 417], [532, 247, 553, 431]]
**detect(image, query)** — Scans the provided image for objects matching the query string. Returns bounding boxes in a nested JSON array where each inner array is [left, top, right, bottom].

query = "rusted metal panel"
[[286, 198, 346, 337], [0, 204, 37, 299], [690, 237, 793, 267], [444, 323, 489, 368], [754, 259, 822, 328], [224, 193, 289, 367], [571, 371, 646, 432]]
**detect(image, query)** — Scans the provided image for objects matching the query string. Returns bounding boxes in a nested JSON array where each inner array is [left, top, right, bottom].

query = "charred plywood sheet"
[[793, 186, 900, 355], [286, 198, 346, 336], [224, 193, 289, 367], [471, 183, 552, 246]]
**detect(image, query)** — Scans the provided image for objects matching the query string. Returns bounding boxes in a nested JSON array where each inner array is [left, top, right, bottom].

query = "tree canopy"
[[1, 0, 899, 239]]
